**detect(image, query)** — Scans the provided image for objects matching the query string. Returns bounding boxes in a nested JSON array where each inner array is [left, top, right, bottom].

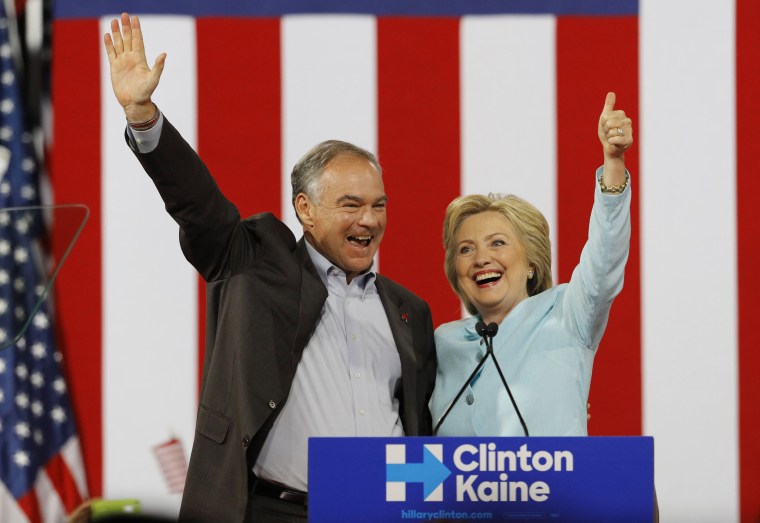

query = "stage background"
[[33, 0, 760, 521]]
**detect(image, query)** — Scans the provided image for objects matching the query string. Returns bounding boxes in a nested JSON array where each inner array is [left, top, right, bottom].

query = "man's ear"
[[295, 193, 314, 227]]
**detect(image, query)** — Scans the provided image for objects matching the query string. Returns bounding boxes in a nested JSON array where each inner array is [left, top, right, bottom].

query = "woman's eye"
[[492, 239, 505, 247], [459, 245, 473, 255]]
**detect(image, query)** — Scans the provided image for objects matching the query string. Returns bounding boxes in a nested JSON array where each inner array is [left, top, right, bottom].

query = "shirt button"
[[268, 400, 277, 409], [242, 436, 251, 447], [465, 393, 475, 405], [351, 334, 357, 341], [355, 372, 361, 379], [359, 409, 366, 416]]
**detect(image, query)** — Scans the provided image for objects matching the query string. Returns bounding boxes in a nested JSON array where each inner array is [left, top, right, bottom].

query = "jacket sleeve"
[[127, 117, 290, 281], [560, 167, 632, 349]]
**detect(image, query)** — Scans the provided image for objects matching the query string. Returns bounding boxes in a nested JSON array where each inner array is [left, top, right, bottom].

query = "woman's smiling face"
[[454, 211, 532, 325]]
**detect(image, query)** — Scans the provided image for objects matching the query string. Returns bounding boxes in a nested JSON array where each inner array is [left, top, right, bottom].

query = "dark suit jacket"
[[129, 119, 437, 522]]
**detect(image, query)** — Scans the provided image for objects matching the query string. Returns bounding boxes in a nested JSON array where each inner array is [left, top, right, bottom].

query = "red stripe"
[[556, 17, 641, 436], [17, 488, 42, 523], [736, 0, 760, 519], [49, 19, 102, 496], [44, 452, 84, 513], [377, 17, 462, 325], [195, 18, 282, 389]]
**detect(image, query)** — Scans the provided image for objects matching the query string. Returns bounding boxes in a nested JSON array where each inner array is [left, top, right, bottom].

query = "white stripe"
[[640, 1, 738, 521], [34, 471, 66, 523], [281, 15, 378, 238], [460, 15, 558, 280], [0, 481, 28, 523], [100, 15, 197, 519], [61, 436, 89, 499]]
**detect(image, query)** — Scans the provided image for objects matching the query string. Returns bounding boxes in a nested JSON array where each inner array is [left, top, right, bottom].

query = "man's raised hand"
[[103, 13, 166, 122]]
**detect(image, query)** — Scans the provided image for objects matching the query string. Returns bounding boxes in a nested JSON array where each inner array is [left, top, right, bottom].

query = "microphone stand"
[[432, 321, 529, 437], [482, 323, 530, 437], [432, 344, 492, 435]]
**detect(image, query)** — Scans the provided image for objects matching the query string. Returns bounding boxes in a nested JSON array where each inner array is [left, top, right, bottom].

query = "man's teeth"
[[349, 235, 372, 246], [475, 272, 502, 283]]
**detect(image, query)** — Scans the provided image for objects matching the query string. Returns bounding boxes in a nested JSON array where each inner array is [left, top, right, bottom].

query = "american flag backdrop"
[[46, 0, 760, 522], [0, 1, 88, 521]]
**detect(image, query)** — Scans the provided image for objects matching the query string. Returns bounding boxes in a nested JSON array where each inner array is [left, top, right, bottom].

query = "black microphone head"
[[475, 321, 487, 336], [486, 322, 499, 337]]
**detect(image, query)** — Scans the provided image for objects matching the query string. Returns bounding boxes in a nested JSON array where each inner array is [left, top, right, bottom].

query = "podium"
[[309, 436, 654, 522]]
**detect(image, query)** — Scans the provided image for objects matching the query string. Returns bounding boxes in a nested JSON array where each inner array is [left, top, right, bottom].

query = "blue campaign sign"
[[309, 436, 654, 522]]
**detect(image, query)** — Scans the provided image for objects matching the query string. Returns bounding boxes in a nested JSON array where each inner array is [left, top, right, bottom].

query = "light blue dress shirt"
[[430, 169, 631, 437]]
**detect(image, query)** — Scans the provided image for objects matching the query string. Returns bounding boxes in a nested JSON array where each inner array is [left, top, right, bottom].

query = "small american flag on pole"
[[152, 437, 187, 494]]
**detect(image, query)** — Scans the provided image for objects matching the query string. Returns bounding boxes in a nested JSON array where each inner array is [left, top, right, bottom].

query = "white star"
[[16, 392, 30, 409], [15, 219, 29, 234], [31, 342, 46, 359], [0, 328, 6, 343], [0, 269, 8, 283], [15, 422, 30, 438], [0, 126, 12, 140], [51, 406, 67, 423], [15, 363, 28, 380], [0, 298, 8, 314], [0, 357, 5, 373], [0, 181, 9, 195], [0, 43, 11, 59], [33, 312, 49, 329], [34, 430, 43, 445], [0, 239, 10, 255], [1, 98, 15, 114], [35, 284, 45, 296], [30, 371, 44, 388], [0, 389, 4, 403], [53, 351, 62, 363], [15, 306, 25, 321], [53, 377, 66, 394], [21, 184, 36, 199], [1, 71, 13, 85], [14, 277, 25, 292], [31, 400, 43, 417], [16, 337, 26, 349], [13, 247, 28, 263], [22, 159, 35, 173], [13, 451, 30, 467], [0, 212, 8, 226]]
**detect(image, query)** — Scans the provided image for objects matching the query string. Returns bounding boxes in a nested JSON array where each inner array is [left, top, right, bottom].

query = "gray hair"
[[290, 140, 382, 218]]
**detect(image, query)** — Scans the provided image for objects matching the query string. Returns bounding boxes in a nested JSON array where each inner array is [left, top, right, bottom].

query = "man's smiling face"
[[297, 154, 387, 282]]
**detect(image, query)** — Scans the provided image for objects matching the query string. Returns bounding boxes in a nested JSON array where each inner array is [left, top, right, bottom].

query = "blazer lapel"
[[376, 276, 419, 433], [292, 239, 328, 369]]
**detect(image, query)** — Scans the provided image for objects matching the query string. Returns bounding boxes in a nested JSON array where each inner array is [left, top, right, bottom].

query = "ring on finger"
[[616, 127, 624, 136]]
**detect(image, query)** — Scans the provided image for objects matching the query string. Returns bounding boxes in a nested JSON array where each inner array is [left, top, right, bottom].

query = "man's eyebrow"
[[336, 194, 363, 204], [335, 194, 388, 205]]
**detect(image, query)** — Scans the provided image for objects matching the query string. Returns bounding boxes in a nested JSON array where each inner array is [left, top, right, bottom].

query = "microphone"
[[433, 321, 529, 436]]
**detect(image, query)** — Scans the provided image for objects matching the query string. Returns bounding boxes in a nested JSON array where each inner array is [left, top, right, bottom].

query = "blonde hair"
[[442, 194, 553, 315]]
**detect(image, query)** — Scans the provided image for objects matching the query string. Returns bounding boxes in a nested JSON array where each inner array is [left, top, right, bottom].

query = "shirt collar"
[[304, 239, 377, 294]]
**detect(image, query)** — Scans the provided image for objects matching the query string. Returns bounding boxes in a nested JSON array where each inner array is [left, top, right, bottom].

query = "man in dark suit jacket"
[[104, 13, 436, 523]]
